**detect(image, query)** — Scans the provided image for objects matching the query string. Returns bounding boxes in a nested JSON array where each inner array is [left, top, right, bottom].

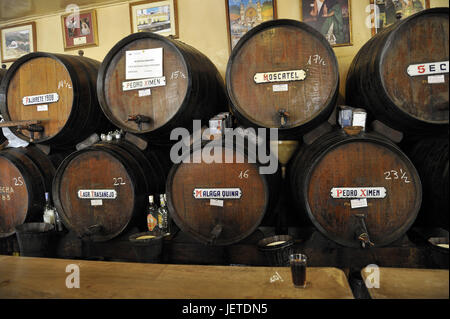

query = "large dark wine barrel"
[[0, 52, 112, 149], [52, 140, 170, 242], [346, 8, 449, 134], [97, 32, 228, 141], [166, 135, 281, 245], [0, 146, 62, 237], [289, 128, 422, 248], [404, 137, 448, 230], [226, 19, 339, 138]]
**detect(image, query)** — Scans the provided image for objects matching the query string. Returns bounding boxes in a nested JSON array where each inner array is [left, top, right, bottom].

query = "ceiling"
[[0, 0, 128, 24]]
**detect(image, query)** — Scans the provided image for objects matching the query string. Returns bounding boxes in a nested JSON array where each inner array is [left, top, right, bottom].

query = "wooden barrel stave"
[[52, 141, 169, 242], [289, 129, 422, 247], [97, 32, 228, 141], [346, 8, 449, 134], [0, 146, 60, 237], [403, 136, 449, 230], [226, 19, 339, 138], [0, 52, 113, 149], [166, 136, 281, 245]]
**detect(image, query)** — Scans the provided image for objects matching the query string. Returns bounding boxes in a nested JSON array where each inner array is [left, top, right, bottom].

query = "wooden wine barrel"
[[166, 135, 281, 245], [0, 67, 6, 146], [97, 32, 228, 141], [404, 136, 449, 230], [346, 8, 449, 134], [0, 146, 62, 238], [289, 128, 422, 248], [226, 19, 339, 138], [0, 52, 112, 149], [52, 140, 170, 242]]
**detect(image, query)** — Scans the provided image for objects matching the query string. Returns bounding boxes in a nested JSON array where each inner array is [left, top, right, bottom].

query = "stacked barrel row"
[[0, 32, 228, 242], [0, 8, 447, 250]]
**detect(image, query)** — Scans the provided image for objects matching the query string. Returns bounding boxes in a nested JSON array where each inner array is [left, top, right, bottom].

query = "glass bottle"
[[147, 195, 159, 231], [43, 192, 56, 226], [158, 194, 170, 235]]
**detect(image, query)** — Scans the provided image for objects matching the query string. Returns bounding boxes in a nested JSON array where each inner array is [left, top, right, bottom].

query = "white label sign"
[[23, 93, 59, 106], [138, 89, 152, 97], [254, 70, 306, 84], [36, 104, 48, 112], [91, 199, 103, 206], [126, 48, 163, 80], [330, 187, 386, 199], [193, 188, 242, 199], [428, 74, 445, 84], [407, 61, 449, 77], [122, 77, 166, 91], [272, 84, 288, 92], [78, 189, 117, 199], [350, 198, 368, 209], [210, 199, 224, 207]]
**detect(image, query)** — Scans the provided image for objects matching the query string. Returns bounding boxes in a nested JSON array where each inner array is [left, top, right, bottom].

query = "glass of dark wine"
[[289, 253, 307, 288]]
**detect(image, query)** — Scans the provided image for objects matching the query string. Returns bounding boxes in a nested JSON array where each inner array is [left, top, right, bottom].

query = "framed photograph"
[[369, 0, 430, 35], [0, 22, 36, 63], [61, 9, 99, 50], [225, 0, 277, 51], [129, 0, 179, 38], [300, 0, 352, 47]]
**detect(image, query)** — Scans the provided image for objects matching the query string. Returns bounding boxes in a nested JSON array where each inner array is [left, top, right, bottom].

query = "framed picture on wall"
[[0, 22, 36, 63], [61, 9, 99, 50], [129, 0, 179, 38], [369, 0, 430, 35], [300, 0, 353, 47], [225, 0, 277, 52]]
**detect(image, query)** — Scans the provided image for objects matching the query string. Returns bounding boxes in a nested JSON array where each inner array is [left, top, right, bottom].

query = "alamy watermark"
[[169, 120, 279, 175], [364, 264, 380, 289], [65, 264, 80, 289]]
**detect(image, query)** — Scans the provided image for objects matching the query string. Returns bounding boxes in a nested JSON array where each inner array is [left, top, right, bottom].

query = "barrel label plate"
[[193, 188, 242, 199], [428, 75, 445, 84], [350, 198, 368, 209], [253, 70, 306, 84], [330, 187, 386, 199], [22, 93, 59, 106], [122, 77, 166, 91], [78, 189, 117, 199], [125, 48, 163, 80], [406, 61, 448, 77]]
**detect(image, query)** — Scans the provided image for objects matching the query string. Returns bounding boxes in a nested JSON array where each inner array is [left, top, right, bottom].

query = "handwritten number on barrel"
[[384, 169, 410, 183], [113, 177, 126, 186], [239, 170, 249, 179], [13, 177, 24, 186], [400, 169, 410, 183]]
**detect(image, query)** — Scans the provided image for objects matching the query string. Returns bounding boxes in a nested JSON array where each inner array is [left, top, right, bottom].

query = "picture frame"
[[129, 0, 179, 38], [0, 22, 36, 63], [61, 9, 99, 50], [300, 0, 353, 47], [225, 0, 278, 52], [369, 0, 430, 36]]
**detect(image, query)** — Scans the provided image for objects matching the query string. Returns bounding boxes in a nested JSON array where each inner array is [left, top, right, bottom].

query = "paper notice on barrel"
[[125, 48, 163, 80]]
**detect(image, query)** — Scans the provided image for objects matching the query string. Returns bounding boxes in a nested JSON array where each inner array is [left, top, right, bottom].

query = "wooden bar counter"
[[361, 267, 449, 299], [0, 256, 353, 299]]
